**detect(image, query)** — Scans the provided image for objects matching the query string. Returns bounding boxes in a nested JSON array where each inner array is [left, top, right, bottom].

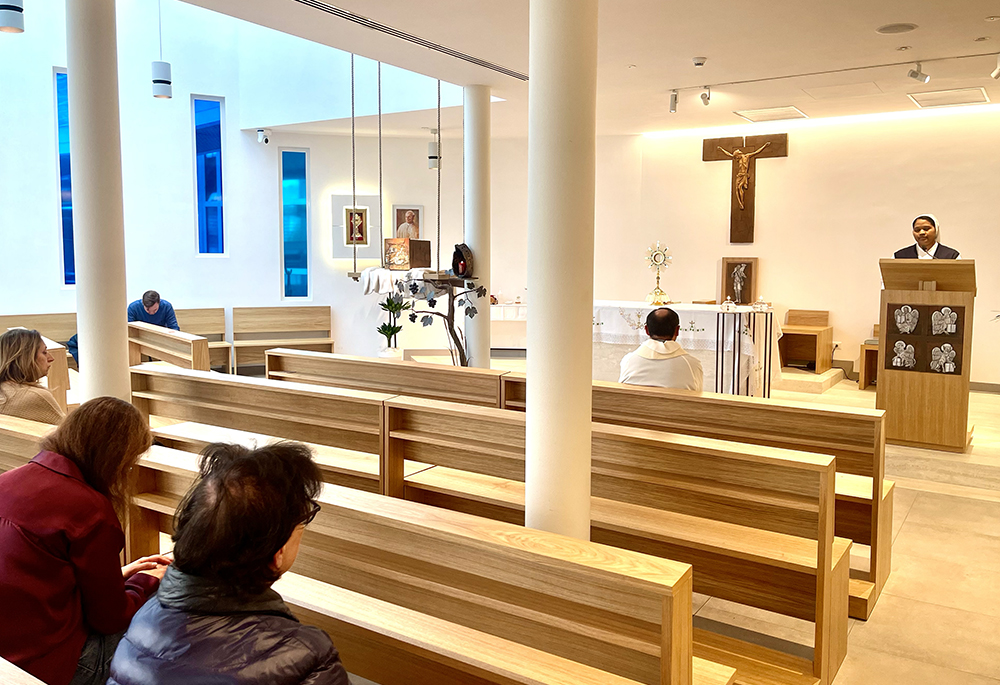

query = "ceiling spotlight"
[[669, 90, 678, 113], [700, 86, 711, 106], [152, 61, 172, 99], [692, 57, 707, 67], [991, 54, 1000, 80], [907, 62, 930, 83], [897, 45, 912, 51], [0, 0, 24, 33]]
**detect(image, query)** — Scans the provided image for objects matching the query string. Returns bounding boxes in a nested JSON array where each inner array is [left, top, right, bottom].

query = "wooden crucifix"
[[703, 133, 787, 243]]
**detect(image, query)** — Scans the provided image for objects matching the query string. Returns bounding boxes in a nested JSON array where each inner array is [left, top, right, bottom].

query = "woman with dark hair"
[[109, 441, 349, 685], [0, 328, 64, 424], [0, 396, 171, 685], [894, 214, 961, 259]]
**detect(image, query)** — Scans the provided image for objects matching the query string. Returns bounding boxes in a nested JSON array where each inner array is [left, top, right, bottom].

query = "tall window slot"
[[194, 98, 224, 253], [280, 150, 309, 298], [55, 72, 75, 285]]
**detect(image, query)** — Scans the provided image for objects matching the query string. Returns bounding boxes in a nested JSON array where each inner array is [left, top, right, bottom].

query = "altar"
[[593, 301, 779, 397]]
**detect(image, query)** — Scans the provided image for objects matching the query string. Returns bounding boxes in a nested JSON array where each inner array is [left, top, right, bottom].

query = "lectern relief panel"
[[885, 303, 965, 374]]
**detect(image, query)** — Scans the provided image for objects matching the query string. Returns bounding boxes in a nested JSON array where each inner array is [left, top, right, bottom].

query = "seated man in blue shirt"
[[127, 290, 179, 330]]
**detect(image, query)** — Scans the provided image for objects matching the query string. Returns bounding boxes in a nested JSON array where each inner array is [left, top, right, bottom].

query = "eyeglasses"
[[299, 500, 321, 527]]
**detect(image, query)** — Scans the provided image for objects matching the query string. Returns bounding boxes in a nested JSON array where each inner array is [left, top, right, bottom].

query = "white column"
[[66, 0, 131, 401], [464, 84, 491, 369], [525, 0, 598, 539]]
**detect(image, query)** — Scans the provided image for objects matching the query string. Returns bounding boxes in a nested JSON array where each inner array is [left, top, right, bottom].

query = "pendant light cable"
[[378, 62, 384, 268], [436, 79, 442, 271], [157, 0, 163, 60], [350, 53, 357, 275]]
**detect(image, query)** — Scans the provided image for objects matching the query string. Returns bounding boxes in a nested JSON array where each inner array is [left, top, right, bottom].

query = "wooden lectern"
[[876, 259, 976, 451]]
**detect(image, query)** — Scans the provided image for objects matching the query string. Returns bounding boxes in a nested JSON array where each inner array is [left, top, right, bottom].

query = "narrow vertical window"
[[55, 72, 75, 285], [194, 98, 224, 254], [280, 150, 309, 298]]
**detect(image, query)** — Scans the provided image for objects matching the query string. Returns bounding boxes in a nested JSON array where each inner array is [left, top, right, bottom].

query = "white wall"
[[487, 112, 1000, 382], [0, 0, 465, 357]]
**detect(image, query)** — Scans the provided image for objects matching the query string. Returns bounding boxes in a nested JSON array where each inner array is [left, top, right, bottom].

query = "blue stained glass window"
[[194, 99, 224, 254], [55, 72, 75, 285], [281, 150, 309, 298]]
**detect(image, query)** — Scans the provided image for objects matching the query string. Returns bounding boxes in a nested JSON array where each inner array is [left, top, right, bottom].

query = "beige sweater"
[[0, 381, 65, 425]]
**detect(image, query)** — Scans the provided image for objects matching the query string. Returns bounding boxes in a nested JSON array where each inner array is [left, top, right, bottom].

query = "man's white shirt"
[[396, 223, 418, 240], [618, 339, 704, 392]]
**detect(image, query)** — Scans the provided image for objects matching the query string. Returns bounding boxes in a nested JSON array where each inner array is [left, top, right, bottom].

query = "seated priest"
[[108, 442, 350, 685], [618, 307, 704, 392], [127, 290, 179, 330], [894, 214, 961, 259]]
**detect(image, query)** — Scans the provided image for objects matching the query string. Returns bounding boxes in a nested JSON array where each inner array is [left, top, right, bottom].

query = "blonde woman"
[[0, 328, 64, 424]]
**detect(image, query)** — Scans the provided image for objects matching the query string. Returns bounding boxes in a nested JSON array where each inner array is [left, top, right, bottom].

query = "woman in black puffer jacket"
[[109, 442, 350, 685]]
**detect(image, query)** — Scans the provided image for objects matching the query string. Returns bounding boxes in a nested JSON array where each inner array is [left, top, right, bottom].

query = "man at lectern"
[[894, 214, 961, 259]]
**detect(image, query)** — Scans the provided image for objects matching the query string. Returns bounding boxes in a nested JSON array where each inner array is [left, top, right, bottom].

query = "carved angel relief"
[[930, 343, 957, 373], [891, 341, 917, 369], [894, 305, 919, 334], [931, 307, 958, 335]]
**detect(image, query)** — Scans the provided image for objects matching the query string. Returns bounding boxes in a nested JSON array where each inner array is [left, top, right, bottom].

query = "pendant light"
[[152, 0, 172, 98], [0, 0, 24, 33]]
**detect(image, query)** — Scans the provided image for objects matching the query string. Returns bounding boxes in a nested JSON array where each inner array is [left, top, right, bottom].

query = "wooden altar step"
[[772, 367, 844, 394]]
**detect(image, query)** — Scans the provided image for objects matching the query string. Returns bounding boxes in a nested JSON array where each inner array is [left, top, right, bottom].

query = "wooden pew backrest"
[[233, 306, 331, 338], [175, 308, 226, 340], [0, 313, 77, 343], [128, 322, 210, 371], [266, 349, 505, 408], [129, 363, 391, 455]]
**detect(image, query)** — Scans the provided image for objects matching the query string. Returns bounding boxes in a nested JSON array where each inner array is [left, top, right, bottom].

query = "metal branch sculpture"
[[396, 278, 487, 367]]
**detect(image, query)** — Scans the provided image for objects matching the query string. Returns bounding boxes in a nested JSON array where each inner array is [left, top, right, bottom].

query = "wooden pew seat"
[[151, 421, 433, 493], [276, 573, 737, 685], [406, 466, 852, 596], [0, 658, 46, 685]]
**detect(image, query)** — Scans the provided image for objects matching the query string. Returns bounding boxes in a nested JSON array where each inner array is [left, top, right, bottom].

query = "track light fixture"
[[700, 86, 711, 106], [991, 54, 1000, 80], [669, 89, 678, 113], [0, 0, 24, 33], [907, 62, 930, 83]]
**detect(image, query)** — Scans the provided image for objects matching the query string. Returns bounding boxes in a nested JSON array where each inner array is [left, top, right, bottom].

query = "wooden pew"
[[0, 413, 735, 685], [502, 372, 891, 620], [265, 348, 506, 407], [129, 363, 406, 493], [128, 448, 736, 685], [128, 322, 211, 371], [0, 657, 46, 685], [0, 313, 77, 346], [385, 397, 850, 685], [175, 307, 231, 372], [232, 306, 333, 371]]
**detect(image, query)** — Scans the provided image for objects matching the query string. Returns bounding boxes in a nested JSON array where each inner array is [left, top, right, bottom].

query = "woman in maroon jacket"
[[0, 396, 171, 685]]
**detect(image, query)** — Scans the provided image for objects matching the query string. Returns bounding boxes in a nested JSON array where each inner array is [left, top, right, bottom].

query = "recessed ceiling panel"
[[734, 106, 809, 123], [908, 87, 990, 108]]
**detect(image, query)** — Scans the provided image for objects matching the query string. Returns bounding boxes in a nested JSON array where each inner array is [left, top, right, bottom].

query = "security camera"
[[257, 129, 272, 145], [692, 56, 707, 67]]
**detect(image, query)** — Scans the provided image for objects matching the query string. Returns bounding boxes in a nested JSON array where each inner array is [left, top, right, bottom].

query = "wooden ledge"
[[233, 337, 334, 348]]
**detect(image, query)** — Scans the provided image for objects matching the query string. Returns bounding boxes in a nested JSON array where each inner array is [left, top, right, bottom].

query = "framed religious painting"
[[343, 206, 369, 247], [392, 204, 423, 240], [721, 257, 758, 305]]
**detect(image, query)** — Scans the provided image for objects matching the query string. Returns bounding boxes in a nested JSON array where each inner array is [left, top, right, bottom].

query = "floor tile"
[[833, 644, 1000, 685], [892, 487, 919, 541], [850, 594, 1000, 679], [692, 591, 711, 614], [892, 520, 1000, 572], [883, 552, 1000, 617], [905, 492, 1000, 538]]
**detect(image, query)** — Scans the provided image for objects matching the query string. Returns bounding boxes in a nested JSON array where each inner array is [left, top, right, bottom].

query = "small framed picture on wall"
[[392, 205, 423, 240], [721, 257, 758, 305], [344, 206, 369, 246]]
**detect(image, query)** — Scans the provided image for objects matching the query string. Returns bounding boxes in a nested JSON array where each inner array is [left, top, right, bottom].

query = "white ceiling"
[[185, 0, 1000, 138]]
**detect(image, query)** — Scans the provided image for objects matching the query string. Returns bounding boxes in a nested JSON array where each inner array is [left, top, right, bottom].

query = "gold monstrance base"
[[646, 271, 669, 305]]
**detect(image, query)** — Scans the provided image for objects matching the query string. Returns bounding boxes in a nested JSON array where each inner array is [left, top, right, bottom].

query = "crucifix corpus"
[[703, 133, 787, 243]]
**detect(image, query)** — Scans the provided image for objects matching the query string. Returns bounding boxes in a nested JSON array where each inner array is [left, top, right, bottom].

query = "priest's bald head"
[[645, 308, 680, 341]]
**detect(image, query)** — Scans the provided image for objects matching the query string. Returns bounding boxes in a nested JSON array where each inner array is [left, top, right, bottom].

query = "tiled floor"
[[352, 379, 1000, 684]]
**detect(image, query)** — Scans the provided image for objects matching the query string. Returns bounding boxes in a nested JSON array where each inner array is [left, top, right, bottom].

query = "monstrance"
[[645, 241, 672, 305]]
